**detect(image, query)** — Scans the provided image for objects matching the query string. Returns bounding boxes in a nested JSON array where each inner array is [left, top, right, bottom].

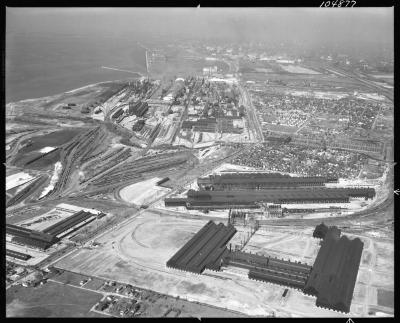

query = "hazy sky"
[[7, 7, 393, 47]]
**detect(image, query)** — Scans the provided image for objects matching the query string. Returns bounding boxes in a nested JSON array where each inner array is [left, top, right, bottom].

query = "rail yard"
[[6, 35, 393, 318]]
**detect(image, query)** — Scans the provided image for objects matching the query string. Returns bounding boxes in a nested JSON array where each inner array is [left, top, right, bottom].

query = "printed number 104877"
[[320, 0, 356, 7]]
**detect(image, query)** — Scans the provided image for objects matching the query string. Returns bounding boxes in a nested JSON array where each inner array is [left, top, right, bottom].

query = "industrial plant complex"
[[6, 7, 393, 319], [165, 171, 376, 213], [166, 220, 363, 313]]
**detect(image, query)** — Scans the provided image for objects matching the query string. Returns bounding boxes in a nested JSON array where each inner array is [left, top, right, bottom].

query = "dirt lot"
[[119, 177, 170, 205], [6, 281, 105, 317], [374, 242, 394, 273], [243, 228, 320, 265], [53, 271, 93, 287], [377, 289, 394, 309]]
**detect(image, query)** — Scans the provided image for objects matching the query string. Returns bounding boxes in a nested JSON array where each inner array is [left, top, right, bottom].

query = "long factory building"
[[6, 224, 59, 250], [6, 249, 32, 261], [166, 221, 313, 290], [6, 210, 96, 251], [166, 221, 236, 273], [304, 227, 364, 313], [225, 251, 312, 290], [165, 187, 376, 210], [197, 173, 338, 190], [166, 221, 363, 313]]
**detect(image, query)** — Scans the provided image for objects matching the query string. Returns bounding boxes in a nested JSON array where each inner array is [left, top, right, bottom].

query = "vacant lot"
[[278, 64, 320, 75], [243, 229, 320, 265], [6, 281, 105, 317], [375, 242, 394, 273], [53, 270, 93, 287], [377, 289, 394, 309], [119, 177, 169, 205]]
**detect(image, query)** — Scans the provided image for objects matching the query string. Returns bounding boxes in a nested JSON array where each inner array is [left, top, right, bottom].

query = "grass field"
[[6, 281, 105, 317], [48, 267, 246, 317]]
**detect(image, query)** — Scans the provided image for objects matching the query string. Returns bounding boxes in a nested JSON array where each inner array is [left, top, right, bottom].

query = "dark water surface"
[[6, 32, 147, 103]]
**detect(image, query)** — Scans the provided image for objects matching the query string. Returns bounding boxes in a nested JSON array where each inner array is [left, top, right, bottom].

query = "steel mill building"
[[166, 221, 364, 313], [165, 187, 376, 210], [6, 210, 98, 252], [304, 227, 364, 313], [197, 173, 338, 190]]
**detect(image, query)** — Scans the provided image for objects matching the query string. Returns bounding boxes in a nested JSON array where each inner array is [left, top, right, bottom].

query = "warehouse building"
[[112, 108, 124, 119], [6, 224, 59, 250], [182, 118, 243, 134], [42, 210, 96, 238], [6, 210, 96, 250], [166, 219, 363, 313], [224, 251, 312, 290], [164, 187, 376, 210], [182, 119, 217, 133], [197, 173, 338, 190], [166, 221, 236, 274], [129, 101, 149, 117], [6, 249, 32, 261], [167, 221, 313, 290], [304, 232, 364, 313]]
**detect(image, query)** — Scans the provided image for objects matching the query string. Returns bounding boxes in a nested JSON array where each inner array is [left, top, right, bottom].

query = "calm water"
[[6, 32, 147, 103]]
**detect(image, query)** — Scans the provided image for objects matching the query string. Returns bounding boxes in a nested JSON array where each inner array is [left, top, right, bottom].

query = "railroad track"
[[43, 126, 104, 198], [6, 175, 48, 208], [90, 152, 192, 187]]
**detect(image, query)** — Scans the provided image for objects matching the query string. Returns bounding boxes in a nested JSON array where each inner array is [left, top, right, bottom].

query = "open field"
[[374, 241, 394, 273], [50, 269, 246, 317], [278, 64, 321, 75], [242, 229, 320, 265], [6, 172, 35, 191], [6, 281, 105, 317], [377, 290, 394, 308], [118, 177, 170, 205]]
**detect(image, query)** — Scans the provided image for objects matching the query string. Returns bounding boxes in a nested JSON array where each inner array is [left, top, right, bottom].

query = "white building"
[[203, 66, 218, 76]]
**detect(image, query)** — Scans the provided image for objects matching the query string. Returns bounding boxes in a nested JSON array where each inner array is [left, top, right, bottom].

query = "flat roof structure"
[[6, 224, 58, 250], [6, 249, 32, 261], [304, 233, 364, 313], [6, 210, 94, 250], [43, 210, 94, 237], [166, 221, 236, 274]]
